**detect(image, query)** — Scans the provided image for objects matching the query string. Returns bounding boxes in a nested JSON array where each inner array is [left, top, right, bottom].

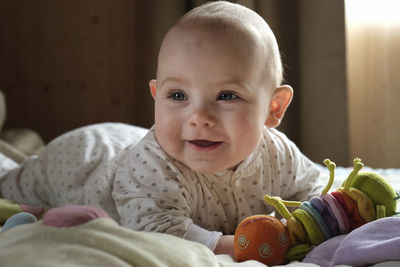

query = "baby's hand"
[[214, 235, 235, 257]]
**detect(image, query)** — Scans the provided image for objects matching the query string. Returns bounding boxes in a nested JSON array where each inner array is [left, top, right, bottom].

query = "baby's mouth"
[[188, 140, 222, 149]]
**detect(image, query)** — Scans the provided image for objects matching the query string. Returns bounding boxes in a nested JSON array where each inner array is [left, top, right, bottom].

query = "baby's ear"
[[149, 79, 157, 99], [265, 85, 293, 128]]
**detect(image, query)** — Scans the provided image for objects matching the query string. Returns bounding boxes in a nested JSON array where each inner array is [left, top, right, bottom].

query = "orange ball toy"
[[234, 215, 290, 265]]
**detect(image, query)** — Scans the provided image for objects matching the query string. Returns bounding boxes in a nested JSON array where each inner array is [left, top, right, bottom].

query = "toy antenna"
[[343, 158, 364, 190], [264, 195, 301, 219], [321, 159, 336, 195]]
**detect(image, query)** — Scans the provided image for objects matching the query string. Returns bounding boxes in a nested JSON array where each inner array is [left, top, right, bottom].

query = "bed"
[[0, 123, 399, 267]]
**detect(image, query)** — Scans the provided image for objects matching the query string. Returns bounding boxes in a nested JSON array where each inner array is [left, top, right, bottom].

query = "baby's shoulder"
[[130, 128, 167, 159], [263, 127, 295, 148], [262, 127, 305, 162], [120, 129, 181, 172], [113, 130, 194, 187]]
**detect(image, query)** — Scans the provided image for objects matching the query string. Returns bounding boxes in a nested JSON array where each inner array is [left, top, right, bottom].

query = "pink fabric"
[[332, 190, 364, 230], [19, 204, 45, 217], [43, 205, 110, 227]]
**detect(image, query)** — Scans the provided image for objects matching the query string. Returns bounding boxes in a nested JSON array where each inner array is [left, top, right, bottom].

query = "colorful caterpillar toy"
[[234, 158, 400, 265]]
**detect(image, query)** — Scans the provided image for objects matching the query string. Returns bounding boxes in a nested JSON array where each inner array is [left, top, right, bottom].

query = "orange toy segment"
[[234, 215, 290, 265]]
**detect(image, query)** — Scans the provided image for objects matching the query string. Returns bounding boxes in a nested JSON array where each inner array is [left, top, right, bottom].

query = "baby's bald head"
[[149, 2, 293, 173], [158, 1, 283, 90]]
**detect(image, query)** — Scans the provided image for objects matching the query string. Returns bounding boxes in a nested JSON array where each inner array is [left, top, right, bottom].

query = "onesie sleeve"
[[266, 128, 323, 202], [111, 135, 222, 251]]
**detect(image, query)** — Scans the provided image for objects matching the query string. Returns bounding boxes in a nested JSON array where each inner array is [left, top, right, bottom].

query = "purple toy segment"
[[310, 196, 340, 236], [43, 205, 110, 227], [320, 194, 350, 234], [300, 202, 332, 240]]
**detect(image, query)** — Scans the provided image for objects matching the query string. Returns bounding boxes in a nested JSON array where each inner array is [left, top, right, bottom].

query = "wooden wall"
[[0, 0, 186, 143]]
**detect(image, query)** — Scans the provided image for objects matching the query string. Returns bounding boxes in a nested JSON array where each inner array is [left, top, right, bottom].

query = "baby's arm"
[[214, 235, 235, 257], [114, 172, 224, 251], [112, 142, 225, 251]]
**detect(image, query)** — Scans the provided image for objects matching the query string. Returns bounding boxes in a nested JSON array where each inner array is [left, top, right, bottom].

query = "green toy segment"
[[0, 199, 24, 223], [292, 209, 324, 246], [286, 244, 312, 261], [350, 172, 397, 217]]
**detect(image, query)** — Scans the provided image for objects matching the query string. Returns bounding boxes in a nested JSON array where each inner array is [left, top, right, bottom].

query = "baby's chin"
[[184, 160, 241, 175]]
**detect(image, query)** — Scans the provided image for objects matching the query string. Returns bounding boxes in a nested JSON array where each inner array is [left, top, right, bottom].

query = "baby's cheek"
[[234, 124, 262, 153], [155, 122, 183, 161]]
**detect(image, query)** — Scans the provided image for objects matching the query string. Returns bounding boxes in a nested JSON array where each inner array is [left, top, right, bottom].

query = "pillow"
[[0, 152, 18, 177]]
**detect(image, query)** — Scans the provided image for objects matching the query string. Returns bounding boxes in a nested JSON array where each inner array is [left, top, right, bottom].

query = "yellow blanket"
[[0, 218, 219, 267]]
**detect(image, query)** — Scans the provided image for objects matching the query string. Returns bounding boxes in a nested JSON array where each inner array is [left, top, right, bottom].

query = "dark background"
[[0, 0, 349, 166]]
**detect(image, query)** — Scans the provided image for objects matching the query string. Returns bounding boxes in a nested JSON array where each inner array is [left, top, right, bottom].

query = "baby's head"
[[149, 1, 293, 174]]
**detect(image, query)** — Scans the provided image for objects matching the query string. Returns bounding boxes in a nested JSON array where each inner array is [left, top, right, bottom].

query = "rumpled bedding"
[[303, 216, 400, 266], [3, 214, 400, 267], [0, 216, 297, 267]]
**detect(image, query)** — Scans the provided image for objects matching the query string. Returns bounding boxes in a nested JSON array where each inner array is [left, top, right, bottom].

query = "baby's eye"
[[217, 92, 238, 101], [168, 91, 187, 101]]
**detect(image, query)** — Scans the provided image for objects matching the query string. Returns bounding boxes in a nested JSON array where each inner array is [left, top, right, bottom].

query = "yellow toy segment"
[[287, 217, 307, 245], [339, 188, 375, 222], [350, 172, 397, 217]]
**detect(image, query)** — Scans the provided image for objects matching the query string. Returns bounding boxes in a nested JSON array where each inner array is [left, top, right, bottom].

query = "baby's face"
[[150, 27, 272, 173]]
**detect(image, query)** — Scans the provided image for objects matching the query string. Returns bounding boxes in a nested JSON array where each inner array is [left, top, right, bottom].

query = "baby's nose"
[[188, 106, 216, 127]]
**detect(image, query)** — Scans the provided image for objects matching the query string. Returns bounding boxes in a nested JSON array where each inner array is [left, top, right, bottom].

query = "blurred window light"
[[346, 0, 400, 25], [345, 0, 400, 168]]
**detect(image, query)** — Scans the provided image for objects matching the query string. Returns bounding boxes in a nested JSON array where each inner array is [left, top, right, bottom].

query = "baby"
[[0, 1, 322, 258]]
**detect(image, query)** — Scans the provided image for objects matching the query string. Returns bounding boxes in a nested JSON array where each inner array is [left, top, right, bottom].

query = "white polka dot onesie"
[[0, 123, 322, 251]]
